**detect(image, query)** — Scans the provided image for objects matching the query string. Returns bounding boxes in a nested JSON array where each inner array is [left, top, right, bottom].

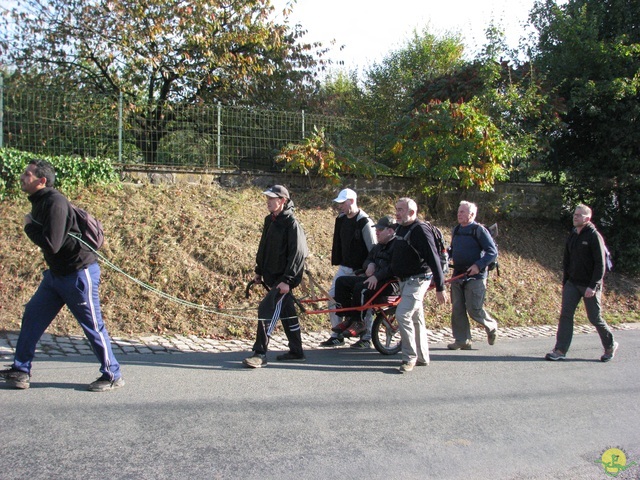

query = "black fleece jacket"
[[23, 188, 97, 276], [563, 222, 606, 289], [255, 201, 308, 288]]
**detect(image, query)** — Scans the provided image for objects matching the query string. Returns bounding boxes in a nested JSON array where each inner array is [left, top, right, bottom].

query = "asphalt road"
[[1, 330, 639, 480]]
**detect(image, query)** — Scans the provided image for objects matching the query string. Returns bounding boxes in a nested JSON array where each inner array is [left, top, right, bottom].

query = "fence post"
[[301, 109, 305, 140], [217, 102, 222, 168], [118, 91, 123, 164]]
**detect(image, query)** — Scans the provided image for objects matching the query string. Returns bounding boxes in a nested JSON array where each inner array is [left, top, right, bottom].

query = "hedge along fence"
[[0, 148, 119, 200]]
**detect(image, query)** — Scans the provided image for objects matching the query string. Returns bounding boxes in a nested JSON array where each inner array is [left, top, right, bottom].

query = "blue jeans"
[[13, 263, 121, 380], [555, 280, 614, 353]]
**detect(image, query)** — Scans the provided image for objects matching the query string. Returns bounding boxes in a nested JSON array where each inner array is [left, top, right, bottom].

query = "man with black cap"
[[333, 215, 400, 349], [243, 185, 309, 368], [320, 188, 376, 347]]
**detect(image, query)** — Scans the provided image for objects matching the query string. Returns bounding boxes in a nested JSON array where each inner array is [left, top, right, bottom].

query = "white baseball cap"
[[333, 188, 357, 203]]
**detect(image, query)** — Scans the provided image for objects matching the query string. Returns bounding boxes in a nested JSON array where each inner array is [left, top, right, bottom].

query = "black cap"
[[262, 185, 290, 199], [374, 215, 397, 229]]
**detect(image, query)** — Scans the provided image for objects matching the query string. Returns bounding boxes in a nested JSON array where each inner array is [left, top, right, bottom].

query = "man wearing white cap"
[[320, 188, 377, 347]]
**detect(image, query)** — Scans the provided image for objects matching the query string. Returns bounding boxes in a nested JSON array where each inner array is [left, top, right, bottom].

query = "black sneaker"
[[350, 339, 371, 350], [88, 376, 125, 392], [276, 352, 306, 362], [319, 336, 344, 347], [0, 367, 30, 389], [243, 353, 267, 368]]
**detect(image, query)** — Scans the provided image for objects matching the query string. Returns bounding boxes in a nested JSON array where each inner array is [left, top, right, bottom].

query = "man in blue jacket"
[[0, 160, 123, 391], [545, 204, 618, 362], [448, 201, 498, 350]]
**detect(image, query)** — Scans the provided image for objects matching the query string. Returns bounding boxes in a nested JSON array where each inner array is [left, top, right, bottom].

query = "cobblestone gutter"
[[1, 324, 637, 359]]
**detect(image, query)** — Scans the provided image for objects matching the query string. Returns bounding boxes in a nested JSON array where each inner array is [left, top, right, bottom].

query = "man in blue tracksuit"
[[448, 201, 498, 350], [0, 160, 123, 391]]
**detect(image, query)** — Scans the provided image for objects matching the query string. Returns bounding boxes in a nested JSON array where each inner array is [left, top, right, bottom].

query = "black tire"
[[371, 307, 401, 355]]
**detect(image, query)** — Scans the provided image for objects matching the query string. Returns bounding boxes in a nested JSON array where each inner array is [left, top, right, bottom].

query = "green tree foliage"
[[310, 70, 365, 118], [411, 27, 564, 183], [361, 28, 466, 164], [531, 0, 640, 272], [1, 0, 324, 163], [390, 99, 510, 196]]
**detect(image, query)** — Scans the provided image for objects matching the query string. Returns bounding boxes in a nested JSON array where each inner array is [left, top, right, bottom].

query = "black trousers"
[[253, 287, 303, 355], [334, 275, 399, 323]]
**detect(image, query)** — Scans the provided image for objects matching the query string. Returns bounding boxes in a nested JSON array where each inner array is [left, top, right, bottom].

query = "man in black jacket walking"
[[0, 160, 123, 391], [392, 198, 447, 373], [546, 204, 618, 362], [244, 185, 309, 368]]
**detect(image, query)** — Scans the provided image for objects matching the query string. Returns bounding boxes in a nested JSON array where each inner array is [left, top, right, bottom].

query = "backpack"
[[71, 204, 105, 251], [451, 222, 499, 275], [403, 221, 450, 274]]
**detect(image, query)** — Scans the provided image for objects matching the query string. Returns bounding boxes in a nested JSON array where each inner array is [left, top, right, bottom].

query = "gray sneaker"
[[600, 342, 619, 362], [398, 362, 415, 373], [486, 328, 498, 345], [545, 349, 566, 361], [0, 367, 30, 389], [243, 353, 267, 368], [447, 341, 472, 350], [88, 376, 125, 392]]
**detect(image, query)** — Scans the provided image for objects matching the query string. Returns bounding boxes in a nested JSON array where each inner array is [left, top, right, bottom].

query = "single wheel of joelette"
[[371, 307, 401, 355]]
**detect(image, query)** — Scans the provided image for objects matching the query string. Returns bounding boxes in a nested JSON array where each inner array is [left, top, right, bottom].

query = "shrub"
[[0, 148, 120, 199]]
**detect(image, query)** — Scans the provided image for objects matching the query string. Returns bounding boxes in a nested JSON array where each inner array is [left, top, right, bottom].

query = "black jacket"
[[364, 237, 398, 283], [24, 187, 97, 276], [563, 222, 606, 289], [331, 210, 376, 269], [255, 201, 308, 288], [392, 221, 445, 292]]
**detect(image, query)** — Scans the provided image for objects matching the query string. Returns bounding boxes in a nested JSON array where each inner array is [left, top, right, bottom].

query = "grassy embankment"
[[1, 183, 638, 339]]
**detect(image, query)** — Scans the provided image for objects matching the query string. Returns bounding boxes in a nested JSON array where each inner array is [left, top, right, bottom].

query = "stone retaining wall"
[[121, 167, 562, 220]]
